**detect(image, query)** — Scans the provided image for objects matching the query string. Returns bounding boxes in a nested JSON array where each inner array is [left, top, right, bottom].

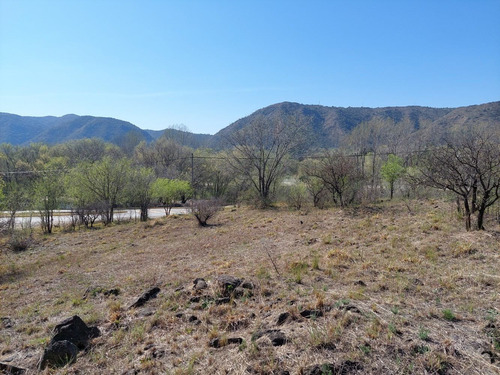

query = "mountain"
[[1, 101, 499, 150], [0, 113, 154, 146]]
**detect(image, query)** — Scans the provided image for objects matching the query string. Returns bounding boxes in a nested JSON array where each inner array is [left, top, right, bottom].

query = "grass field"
[[1, 200, 499, 374]]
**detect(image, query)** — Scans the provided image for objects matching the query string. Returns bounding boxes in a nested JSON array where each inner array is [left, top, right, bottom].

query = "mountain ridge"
[[1, 101, 499, 150]]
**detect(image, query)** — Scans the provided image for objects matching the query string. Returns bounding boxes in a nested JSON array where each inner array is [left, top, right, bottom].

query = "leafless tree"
[[309, 150, 364, 207], [417, 125, 500, 230], [190, 199, 222, 227], [225, 116, 303, 207]]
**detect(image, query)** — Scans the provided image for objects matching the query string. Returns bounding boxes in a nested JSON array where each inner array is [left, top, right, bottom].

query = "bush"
[[190, 199, 222, 227], [8, 228, 33, 252], [285, 183, 308, 210]]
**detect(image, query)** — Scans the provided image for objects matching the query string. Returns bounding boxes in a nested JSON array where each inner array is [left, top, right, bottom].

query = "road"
[[0, 207, 189, 228]]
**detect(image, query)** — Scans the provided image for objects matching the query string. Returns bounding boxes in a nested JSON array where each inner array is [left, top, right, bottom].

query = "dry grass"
[[0, 200, 499, 374]]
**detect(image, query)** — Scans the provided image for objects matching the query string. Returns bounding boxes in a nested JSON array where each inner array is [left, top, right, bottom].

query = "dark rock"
[[38, 340, 78, 370], [175, 313, 184, 318], [301, 363, 336, 375], [344, 304, 362, 314], [215, 297, 232, 305], [1, 317, 12, 329], [301, 361, 362, 375], [209, 337, 243, 348], [0, 362, 25, 374], [354, 280, 366, 286], [252, 329, 287, 346], [216, 275, 242, 296], [300, 309, 323, 319], [51, 315, 100, 350], [241, 281, 254, 289], [129, 287, 160, 309], [337, 360, 363, 374], [103, 288, 120, 297], [277, 312, 291, 325], [189, 295, 212, 304], [193, 278, 208, 290], [188, 315, 199, 323]]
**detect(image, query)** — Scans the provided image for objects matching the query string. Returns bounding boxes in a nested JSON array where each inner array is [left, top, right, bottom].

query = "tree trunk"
[[463, 198, 471, 231], [390, 182, 394, 200], [140, 205, 148, 222]]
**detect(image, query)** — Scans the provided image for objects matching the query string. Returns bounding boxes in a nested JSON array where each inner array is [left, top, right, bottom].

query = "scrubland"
[[0, 199, 499, 374]]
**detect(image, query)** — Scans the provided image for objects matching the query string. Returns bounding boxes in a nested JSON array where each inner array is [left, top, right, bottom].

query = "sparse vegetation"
[[1, 200, 498, 373]]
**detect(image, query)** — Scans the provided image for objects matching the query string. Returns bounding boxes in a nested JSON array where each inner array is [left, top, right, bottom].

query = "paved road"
[[0, 207, 189, 228]]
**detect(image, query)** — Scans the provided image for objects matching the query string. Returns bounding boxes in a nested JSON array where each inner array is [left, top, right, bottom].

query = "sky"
[[1, 1, 499, 135]]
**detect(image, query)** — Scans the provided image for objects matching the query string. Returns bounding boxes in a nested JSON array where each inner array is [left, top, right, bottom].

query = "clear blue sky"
[[1, 0, 499, 134]]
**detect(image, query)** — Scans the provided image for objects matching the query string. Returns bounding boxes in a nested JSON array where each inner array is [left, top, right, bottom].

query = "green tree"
[[69, 157, 131, 225], [34, 159, 66, 234], [381, 154, 406, 199], [126, 167, 155, 221], [151, 178, 192, 216]]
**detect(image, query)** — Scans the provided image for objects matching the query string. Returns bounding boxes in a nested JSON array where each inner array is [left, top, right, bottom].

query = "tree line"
[[1, 117, 499, 233]]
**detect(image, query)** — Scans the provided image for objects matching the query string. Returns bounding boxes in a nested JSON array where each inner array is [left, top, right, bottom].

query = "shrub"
[[190, 199, 222, 227], [8, 228, 33, 252]]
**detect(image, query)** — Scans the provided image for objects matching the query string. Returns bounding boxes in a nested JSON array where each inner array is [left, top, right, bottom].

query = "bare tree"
[[417, 126, 500, 230], [190, 199, 222, 227], [225, 117, 303, 207], [309, 150, 364, 207]]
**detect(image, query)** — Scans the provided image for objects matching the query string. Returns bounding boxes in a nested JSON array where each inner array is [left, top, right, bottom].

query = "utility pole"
[[191, 153, 194, 186]]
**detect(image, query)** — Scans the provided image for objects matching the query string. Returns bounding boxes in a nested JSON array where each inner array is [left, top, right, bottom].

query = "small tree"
[[190, 199, 222, 227], [381, 154, 406, 199], [225, 116, 303, 207], [35, 170, 65, 234], [127, 167, 155, 221], [417, 126, 500, 230], [151, 178, 192, 216], [69, 157, 131, 225], [310, 150, 364, 207]]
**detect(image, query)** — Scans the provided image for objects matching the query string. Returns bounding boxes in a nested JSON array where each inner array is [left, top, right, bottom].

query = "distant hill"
[[0, 113, 154, 146], [1, 101, 499, 151]]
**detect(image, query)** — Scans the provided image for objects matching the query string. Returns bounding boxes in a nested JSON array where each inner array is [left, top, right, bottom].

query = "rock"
[[216, 275, 242, 296], [301, 361, 362, 375], [252, 329, 287, 346], [188, 315, 200, 323], [277, 312, 291, 325], [354, 280, 366, 286], [51, 315, 100, 350], [301, 363, 335, 375], [193, 278, 208, 290], [0, 362, 26, 374], [209, 337, 243, 348], [129, 287, 160, 309], [1, 317, 12, 329], [300, 309, 323, 319], [137, 307, 155, 317], [215, 297, 232, 305], [38, 340, 78, 370], [103, 288, 120, 297], [241, 281, 255, 289]]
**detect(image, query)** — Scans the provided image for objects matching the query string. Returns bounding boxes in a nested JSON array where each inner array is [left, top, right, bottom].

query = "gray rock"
[[38, 340, 78, 370], [193, 278, 208, 290], [216, 275, 242, 296], [51, 315, 100, 350]]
